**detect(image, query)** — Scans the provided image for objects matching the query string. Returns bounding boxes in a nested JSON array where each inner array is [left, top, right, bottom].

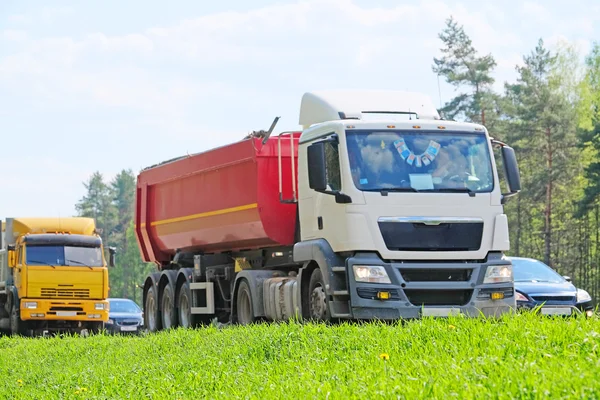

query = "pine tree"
[[505, 39, 579, 267], [432, 16, 501, 130]]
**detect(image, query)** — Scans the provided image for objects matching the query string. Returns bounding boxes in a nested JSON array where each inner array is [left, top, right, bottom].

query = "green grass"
[[1, 313, 599, 399]]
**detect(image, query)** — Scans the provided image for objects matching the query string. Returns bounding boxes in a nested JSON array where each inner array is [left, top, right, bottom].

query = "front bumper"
[[20, 299, 109, 322], [517, 299, 594, 317], [104, 321, 143, 334], [345, 252, 515, 320]]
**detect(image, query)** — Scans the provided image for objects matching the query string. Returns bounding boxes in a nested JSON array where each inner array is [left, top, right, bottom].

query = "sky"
[[1, 0, 599, 218]]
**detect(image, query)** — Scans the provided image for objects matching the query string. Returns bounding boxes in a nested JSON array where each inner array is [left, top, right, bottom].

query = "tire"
[[307, 268, 330, 322], [88, 321, 104, 335], [145, 285, 161, 332], [236, 280, 255, 325], [161, 284, 178, 330], [178, 281, 198, 329], [9, 298, 27, 336]]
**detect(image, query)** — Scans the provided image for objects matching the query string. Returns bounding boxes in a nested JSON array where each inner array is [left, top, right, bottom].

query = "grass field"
[[0, 313, 599, 399]]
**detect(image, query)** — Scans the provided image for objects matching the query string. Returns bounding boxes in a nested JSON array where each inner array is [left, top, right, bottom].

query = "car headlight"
[[107, 319, 114, 324], [484, 264, 512, 284], [23, 302, 38, 309], [95, 303, 106, 310], [515, 291, 528, 302], [577, 289, 592, 303], [352, 265, 391, 284]]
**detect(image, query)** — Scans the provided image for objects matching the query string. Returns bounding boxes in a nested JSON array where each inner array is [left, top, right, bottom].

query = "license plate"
[[421, 307, 461, 317], [56, 311, 77, 317], [120, 326, 137, 331], [541, 307, 572, 316]]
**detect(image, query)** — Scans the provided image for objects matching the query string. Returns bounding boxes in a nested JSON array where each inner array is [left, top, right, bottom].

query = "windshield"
[[109, 300, 141, 313], [512, 258, 566, 283], [346, 130, 494, 192], [26, 245, 103, 267]]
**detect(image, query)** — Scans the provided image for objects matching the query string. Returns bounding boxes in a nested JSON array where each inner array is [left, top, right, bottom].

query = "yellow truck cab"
[[0, 218, 114, 336]]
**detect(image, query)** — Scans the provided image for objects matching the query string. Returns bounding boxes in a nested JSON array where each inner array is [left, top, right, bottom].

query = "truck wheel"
[[236, 280, 255, 325], [161, 284, 178, 329], [145, 285, 161, 332], [9, 299, 27, 336], [308, 268, 330, 322]]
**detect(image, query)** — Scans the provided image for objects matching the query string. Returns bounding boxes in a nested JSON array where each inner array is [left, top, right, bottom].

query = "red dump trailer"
[[135, 132, 307, 329], [136, 133, 301, 265]]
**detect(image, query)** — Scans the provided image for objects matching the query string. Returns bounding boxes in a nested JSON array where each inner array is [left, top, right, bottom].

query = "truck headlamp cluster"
[[24, 302, 38, 309], [483, 265, 513, 284], [352, 265, 391, 284], [95, 303, 106, 310]]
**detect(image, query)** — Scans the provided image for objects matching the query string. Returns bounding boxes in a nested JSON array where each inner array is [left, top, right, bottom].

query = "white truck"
[[136, 90, 522, 330]]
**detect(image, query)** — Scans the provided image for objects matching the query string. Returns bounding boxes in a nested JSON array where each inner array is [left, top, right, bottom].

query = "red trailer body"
[[135, 134, 301, 265]]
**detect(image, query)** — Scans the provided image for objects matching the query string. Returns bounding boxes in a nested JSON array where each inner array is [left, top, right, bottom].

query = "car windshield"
[[512, 258, 566, 283], [26, 245, 103, 267], [346, 130, 494, 192], [110, 300, 141, 313]]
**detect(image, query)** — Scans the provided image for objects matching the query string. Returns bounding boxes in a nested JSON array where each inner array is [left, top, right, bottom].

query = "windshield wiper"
[[28, 259, 56, 269], [67, 259, 94, 270], [433, 188, 476, 196]]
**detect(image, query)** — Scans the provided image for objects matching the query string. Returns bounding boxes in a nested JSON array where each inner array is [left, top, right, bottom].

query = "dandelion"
[[449, 324, 456, 330], [75, 390, 80, 395], [379, 353, 390, 361], [17, 379, 23, 386]]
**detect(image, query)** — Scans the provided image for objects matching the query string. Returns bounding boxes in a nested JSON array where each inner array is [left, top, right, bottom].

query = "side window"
[[18, 246, 23, 265], [325, 141, 341, 191]]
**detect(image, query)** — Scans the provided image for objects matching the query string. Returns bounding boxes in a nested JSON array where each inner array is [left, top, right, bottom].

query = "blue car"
[[105, 298, 144, 334], [509, 257, 594, 317]]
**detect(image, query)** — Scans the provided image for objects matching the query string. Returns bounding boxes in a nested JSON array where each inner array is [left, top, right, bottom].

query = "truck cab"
[[293, 91, 522, 319], [0, 218, 114, 336]]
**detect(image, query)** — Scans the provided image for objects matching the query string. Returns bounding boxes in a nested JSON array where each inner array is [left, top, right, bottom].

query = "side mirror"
[[108, 247, 116, 267], [563, 275, 572, 283], [307, 142, 327, 191], [500, 145, 521, 203], [7, 245, 16, 268]]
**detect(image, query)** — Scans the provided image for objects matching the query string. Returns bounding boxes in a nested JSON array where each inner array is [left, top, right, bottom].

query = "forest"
[[75, 18, 600, 305]]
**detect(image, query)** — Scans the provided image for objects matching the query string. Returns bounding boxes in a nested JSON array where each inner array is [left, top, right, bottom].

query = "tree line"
[[75, 16, 600, 305], [75, 170, 154, 305], [434, 17, 600, 301]]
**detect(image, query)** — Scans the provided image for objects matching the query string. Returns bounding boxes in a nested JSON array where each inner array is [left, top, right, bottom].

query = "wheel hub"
[[310, 285, 327, 320]]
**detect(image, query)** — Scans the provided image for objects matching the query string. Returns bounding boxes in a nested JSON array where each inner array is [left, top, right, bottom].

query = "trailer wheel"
[[308, 268, 330, 322], [161, 284, 178, 329], [178, 281, 198, 329], [236, 280, 255, 325], [145, 285, 161, 332]]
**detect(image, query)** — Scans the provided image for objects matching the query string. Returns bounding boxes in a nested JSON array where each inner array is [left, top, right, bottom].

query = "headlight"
[[515, 292, 528, 302], [95, 303, 105, 310], [23, 302, 38, 309], [577, 289, 592, 303], [483, 265, 512, 284], [107, 319, 114, 324], [352, 265, 391, 284]]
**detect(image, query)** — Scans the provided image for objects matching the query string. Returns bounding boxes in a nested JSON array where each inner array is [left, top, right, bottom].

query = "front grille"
[[49, 306, 84, 311], [400, 268, 472, 282], [41, 288, 90, 299], [378, 221, 483, 251], [405, 289, 473, 306], [531, 296, 576, 303], [117, 319, 140, 326], [357, 288, 401, 301]]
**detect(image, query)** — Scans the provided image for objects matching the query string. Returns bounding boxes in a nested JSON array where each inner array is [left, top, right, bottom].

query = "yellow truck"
[[0, 217, 114, 336]]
